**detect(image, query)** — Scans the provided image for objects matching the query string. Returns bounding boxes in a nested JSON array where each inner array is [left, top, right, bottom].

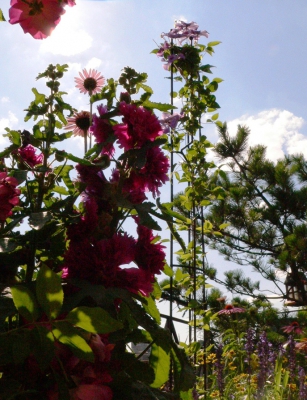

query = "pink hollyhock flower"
[[18, 144, 43, 167], [116, 267, 154, 297], [113, 102, 163, 150], [135, 223, 166, 275], [75, 69, 105, 96], [9, 0, 66, 40], [91, 105, 115, 156], [111, 168, 147, 204], [0, 172, 20, 222]]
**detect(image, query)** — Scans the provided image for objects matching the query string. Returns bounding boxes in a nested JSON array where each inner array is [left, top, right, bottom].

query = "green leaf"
[[52, 321, 94, 362], [53, 164, 74, 192], [11, 285, 40, 322], [32, 88, 46, 105], [142, 100, 176, 112], [211, 113, 219, 121], [67, 306, 123, 334], [162, 263, 173, 278], [142, 295, 161, 324], [30, 325, 55, 371], [52, 185, 69, 195], [12, 330, 31, 364], [0, 9, 6, 21], [29, 211, 51, 230], [207, 41, 221, 47], [137, 83, 153, 94], [149, 343, 170, 388], [36, 264, 63, 319]]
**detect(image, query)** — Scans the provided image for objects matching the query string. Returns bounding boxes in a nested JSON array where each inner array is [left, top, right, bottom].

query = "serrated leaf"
[[29, 211, 51, 230], [11, 285, 40, 322], [36, 264, 63, 319], [53, 164, 74, 192], [142, 100, 176, 112], [149, 343, 170, 388], [207, 41, 221, 47], [137, 83, 154, 94], [142, 295, 161, 324], [32, 88, 46, 105], [163, 263, 174, 277], [52, 321, 94, 362], [67, 306, 123, 334]]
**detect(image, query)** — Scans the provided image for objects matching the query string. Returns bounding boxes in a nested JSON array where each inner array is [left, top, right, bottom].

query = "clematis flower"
[[162, 20, 209, 45], [282, 321, 303, 335], [159, 111, 183, 133], [9, 0, 66, 40], [65, 111, 91, 137], [162, 53, 185, 71], [0, 172, 20, 222], [218, 304, 246, 315], [75, 69, 105, 96], [17, 144, 43, 167]]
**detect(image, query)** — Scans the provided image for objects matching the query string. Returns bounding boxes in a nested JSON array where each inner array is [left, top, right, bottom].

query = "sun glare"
[[39, 7, 92, 56]]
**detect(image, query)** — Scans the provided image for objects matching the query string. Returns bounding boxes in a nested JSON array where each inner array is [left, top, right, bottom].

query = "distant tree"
[[204, 123, 307, 304]]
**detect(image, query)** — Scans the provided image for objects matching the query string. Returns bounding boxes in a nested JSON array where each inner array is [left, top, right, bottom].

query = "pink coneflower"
[[75, 69, 105, 96], [65, 111, 91, 137], [282, 321, 303, 335], [218, 304, 246, 315]]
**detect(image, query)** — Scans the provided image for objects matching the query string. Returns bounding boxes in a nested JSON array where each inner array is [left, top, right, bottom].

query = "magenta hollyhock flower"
[[113, 102, 163, 150], [218, 304, 246, 315], [75, 69, 105, 96], [91, 105, 115, 156], [65, 111, 91, 137], [135, 223, 166, 275], [282, 321, 303, 335], [0, 172, 20, 222], [138, 147, 169, 197], [116, 268, 154, 297], [111, 168, 147, 204], [70, 384, 113, 400], [9, 0, 66, 40], [18, 144, 43, 167]]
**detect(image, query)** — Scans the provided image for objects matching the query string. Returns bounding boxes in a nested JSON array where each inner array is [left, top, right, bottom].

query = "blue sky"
[[1, 0, 307, 338]]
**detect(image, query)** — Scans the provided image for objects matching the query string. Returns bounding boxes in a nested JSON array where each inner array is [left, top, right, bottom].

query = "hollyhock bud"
[[0, 172, 20, 222]]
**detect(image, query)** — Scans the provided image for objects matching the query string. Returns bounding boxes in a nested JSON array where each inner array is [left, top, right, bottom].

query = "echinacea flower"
[[9, 0, 67, 40], [0, 172, 20, 222], [65, 111, 91, 136], [75, 69, 105, 96], [218, 304, 245, 315], [282, 321, 303, 335]]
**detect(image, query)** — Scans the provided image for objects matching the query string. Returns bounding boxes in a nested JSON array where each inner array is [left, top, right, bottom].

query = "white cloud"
[[0, 112, 18, 147], [39, 7, 92, 56], [227, 109, 305, 162], [1, 97, 9, 103]]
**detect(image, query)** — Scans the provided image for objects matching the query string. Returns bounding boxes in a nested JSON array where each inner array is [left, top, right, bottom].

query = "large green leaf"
[[52, 321, 94, 362], [67, 306, 123, 334], [36, 264, 63, 319], [11, 285, 40, 322], [30, 325, 55, 371], [142, 100, 176, 112], [149, 343, 170, 388], [142, 295, 161, 324]]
